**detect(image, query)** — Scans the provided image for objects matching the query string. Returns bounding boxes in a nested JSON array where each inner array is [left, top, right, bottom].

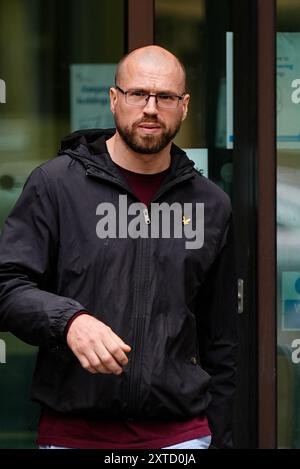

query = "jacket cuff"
[[64, 310, 90, 338]]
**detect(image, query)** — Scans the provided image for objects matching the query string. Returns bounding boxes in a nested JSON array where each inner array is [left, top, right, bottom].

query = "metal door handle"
[[238, 278, 244, 314]]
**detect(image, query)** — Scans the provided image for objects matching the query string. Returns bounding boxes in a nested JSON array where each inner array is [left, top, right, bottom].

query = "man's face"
[[110, 59, 190, 154]]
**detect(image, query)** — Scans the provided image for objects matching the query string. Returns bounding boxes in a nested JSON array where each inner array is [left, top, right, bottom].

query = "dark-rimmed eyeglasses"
[[115, 85, 186, 110]]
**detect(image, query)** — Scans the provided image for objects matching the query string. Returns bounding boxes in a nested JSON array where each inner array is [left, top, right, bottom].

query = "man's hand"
[[66, 314, 131, 375]]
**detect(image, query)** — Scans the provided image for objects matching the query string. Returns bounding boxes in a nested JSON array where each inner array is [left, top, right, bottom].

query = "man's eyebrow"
[[128, 87, 180, 95]]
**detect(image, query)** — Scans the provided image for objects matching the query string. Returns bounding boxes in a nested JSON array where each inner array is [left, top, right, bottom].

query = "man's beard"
[[114, 116, 182, 154]]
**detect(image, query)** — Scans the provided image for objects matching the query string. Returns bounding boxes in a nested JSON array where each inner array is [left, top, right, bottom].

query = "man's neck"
[[106, 132, 171, 175]]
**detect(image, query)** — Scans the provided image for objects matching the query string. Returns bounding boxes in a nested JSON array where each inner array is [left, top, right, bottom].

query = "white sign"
[[71, 64, 116, 131], [215, 32, 233, 149], [282, 271, 300, 330], [0, 339, 6, 363], [277, 33, 300, 149], [0, 79, 6, 103]]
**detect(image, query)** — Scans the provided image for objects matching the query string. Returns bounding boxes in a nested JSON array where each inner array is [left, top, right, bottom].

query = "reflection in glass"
[[277, 1, 300, 449], [155, 0, 233, 196], [0, 0, 124, 448]]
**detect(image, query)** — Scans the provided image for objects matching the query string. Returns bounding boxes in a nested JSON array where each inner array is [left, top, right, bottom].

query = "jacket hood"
[[58, 128, 196, 181]]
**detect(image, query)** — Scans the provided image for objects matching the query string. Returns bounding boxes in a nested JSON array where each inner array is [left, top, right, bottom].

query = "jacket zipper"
[[86, 167, 150, 416], [85, 164, 194, 416], [143, 208, 151, 224], [127, 236, 150, 416]]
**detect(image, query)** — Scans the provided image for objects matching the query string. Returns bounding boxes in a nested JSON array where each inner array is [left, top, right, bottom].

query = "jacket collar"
[[59, 128, 196, 188]]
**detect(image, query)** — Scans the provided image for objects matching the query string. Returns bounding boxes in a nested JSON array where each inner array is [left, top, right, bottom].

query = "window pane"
[[0, 0, 124, 448], [155, 0, 233, 196], [277, 0, 300, 449]]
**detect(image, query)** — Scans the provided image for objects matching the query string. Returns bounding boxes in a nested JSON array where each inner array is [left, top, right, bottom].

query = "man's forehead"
[[120, 59, 185, 88], [115, 46, 186, 90], [125, 53, 181, 74]]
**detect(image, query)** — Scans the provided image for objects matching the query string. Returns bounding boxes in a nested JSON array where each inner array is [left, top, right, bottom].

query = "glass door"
[[277, 0, 300, 449], [155, 0, 259, 448], [155, 0, 233, 193], [0, 0, 125, 448], [0, 0, 267, 449]]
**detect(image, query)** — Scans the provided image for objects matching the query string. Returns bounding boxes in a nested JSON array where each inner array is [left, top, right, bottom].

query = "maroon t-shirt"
[[37, 163, 211, 448], [116, 164, 169, 207]]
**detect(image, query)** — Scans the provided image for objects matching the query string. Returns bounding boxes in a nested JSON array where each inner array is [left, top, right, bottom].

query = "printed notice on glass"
[[277, 33, 300, 149], [282, 272, 300, 330], [70, 64, 116, 131], [215, 32, 233, 149]]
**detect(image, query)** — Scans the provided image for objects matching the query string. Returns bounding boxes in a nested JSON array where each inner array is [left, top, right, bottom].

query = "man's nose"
[[143, 95, 159, 114]]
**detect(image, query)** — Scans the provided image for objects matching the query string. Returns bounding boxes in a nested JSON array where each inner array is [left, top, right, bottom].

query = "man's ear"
[[181, 93, 190, 122], [110, 87, 118, 114]]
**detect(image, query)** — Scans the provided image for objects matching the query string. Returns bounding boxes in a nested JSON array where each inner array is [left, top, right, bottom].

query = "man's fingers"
[[66, 315, 131, 374], [93, 342, 125, 374], [78, 351, 114, 375], [104, 333, 131, 366], [78, 354, 100, 374], [109, 329, 132, 352]]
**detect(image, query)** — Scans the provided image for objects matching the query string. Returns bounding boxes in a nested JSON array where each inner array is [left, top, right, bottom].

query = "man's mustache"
[[133, 118, 165, 128]]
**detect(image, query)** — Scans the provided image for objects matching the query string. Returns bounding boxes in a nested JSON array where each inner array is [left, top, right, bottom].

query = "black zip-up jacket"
[[0, 129, 237, 448]]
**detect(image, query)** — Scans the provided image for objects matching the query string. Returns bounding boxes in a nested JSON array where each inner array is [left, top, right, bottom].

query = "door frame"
[[126, 0, 277, 448], [257, 0, 276, 449], [127, 0, 154, 50]]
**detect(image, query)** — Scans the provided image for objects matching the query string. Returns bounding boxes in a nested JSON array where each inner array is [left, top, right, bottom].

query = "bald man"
[[0, 46, 237, 450]]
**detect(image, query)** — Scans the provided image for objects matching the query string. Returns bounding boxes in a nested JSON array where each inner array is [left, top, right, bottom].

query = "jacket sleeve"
[[0, 167, 85, 346], [197, 217, 238, 448]]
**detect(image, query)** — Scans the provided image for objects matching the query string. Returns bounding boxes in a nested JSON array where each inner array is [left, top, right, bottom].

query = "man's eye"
[[130, 91, 147, 97], [158, 94, 176, 101]]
